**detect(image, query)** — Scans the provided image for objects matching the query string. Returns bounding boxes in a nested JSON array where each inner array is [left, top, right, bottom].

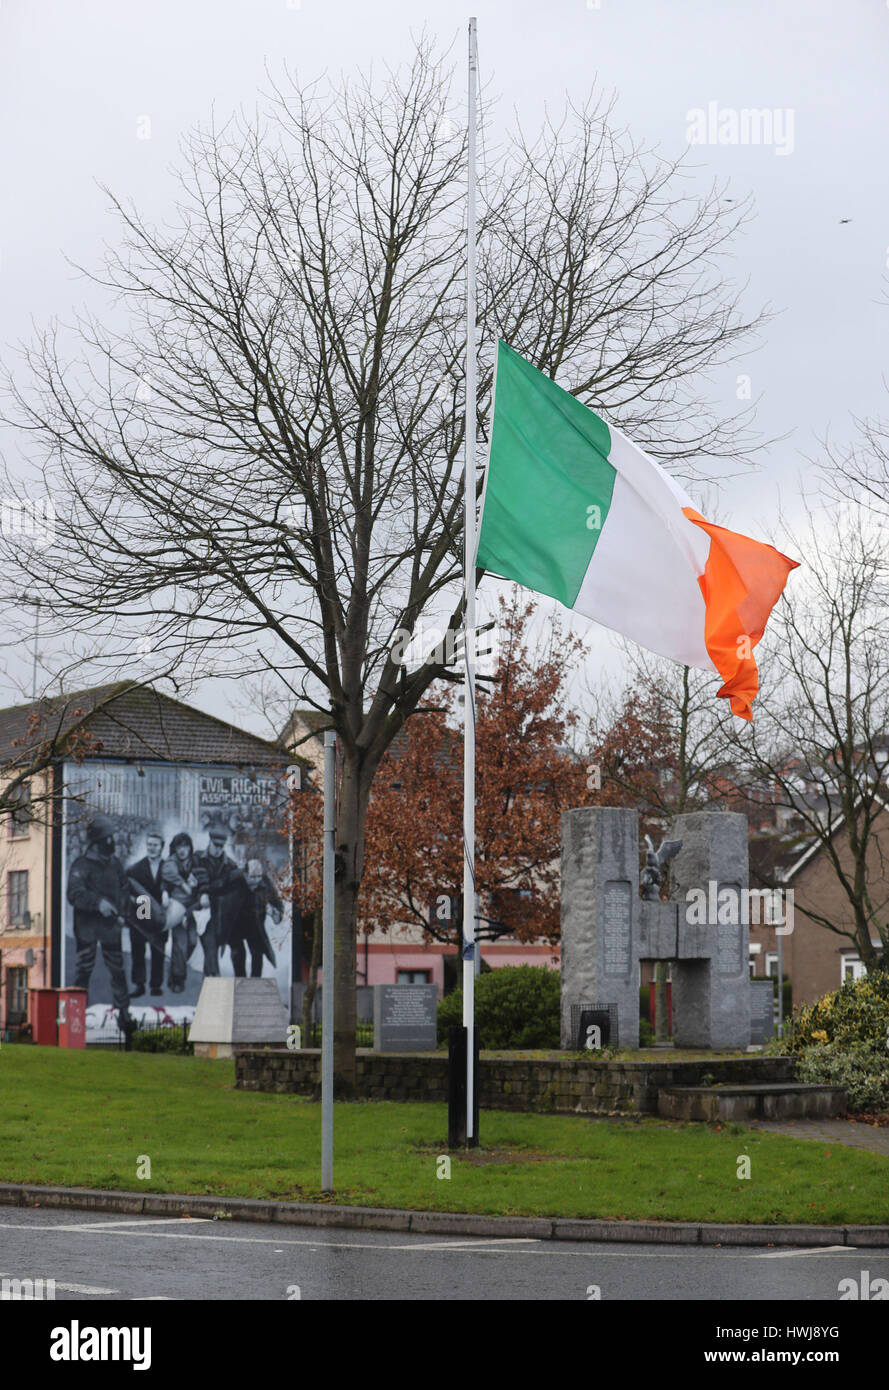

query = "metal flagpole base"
[[447, 1025, 479, 1148]]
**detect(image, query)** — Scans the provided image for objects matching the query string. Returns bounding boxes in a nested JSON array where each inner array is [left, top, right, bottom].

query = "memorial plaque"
[[715, 881, 745, 976], [602, 880, 632, 978], [373, 984, 438, 1052], [749, 978, 775, 1044]]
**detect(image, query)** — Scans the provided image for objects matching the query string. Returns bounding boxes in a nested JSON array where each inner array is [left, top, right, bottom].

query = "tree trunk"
[[301, 908, 321, 1044], [855, 909, 882, 973]]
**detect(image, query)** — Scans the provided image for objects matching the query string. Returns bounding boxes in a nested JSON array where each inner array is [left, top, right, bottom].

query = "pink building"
[[357, 938, 559, 995]]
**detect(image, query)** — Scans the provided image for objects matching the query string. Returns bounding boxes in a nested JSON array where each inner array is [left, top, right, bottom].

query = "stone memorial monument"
[[189, 976, 289, 1058], [560, 807, 753, 1050], [373, 983, 438, 1052]]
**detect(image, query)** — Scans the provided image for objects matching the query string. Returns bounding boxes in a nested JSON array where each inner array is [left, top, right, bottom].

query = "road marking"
[[0, 1274, 117, 1295], [1, 1221, 885, 1260], [0, 1224, 578, 1255], [55, 1280, 119, 1295], [754, 1245, 852, 1258], [36, 1217, 215, 1229], [0, 1220, 539, 1253], [386, 1238, 542, 1250]]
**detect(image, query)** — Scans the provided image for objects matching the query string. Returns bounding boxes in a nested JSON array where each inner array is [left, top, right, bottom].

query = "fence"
[[0, 1023, 31, 1044], [292, 983, 375, 1048], [301, 1020, 375, 1048], [89, 1014, 193, 1054], [292, 983, 375, 1026]]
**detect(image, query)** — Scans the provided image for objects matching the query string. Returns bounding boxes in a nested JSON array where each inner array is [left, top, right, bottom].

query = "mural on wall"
[[61, 761, 291, 1027]]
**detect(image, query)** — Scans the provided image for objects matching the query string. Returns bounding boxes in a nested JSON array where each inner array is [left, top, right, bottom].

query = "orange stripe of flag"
[[682, 508, 800, 721]]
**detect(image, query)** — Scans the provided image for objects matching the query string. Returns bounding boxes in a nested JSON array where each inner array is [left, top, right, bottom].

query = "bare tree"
[[0, 41, 768, 1091], [823, 404, 889, 522], [725, 495, 889, 973]]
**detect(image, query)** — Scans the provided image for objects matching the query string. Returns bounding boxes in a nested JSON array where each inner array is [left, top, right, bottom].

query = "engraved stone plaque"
[[749, 978, 775, 1044], [602, 879, 632, 978], [715, 881, 744, 976], [373, 984, 438, 1051]]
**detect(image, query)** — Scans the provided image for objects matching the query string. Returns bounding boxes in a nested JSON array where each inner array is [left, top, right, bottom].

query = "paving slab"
[[746, 1117, 889, 1157]]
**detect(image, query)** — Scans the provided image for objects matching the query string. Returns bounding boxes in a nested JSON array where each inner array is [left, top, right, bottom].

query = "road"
[[1, 1207, 886, 1300]]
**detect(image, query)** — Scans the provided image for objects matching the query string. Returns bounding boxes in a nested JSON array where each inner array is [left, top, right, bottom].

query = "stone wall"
[[235, 1049, 797, 1116]]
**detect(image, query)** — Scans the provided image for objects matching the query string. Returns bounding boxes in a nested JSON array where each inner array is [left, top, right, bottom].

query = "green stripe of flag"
[[476, 341, 617, 607]]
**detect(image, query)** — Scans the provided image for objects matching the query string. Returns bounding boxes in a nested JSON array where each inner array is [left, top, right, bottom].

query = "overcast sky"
[[1, 0, 887, 733]]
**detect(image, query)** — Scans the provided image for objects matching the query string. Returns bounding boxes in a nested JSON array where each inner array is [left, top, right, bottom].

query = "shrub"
[[639, 1017, 655, 1047], [789, 973, 889, 1052], [131, 1026, 193, 1054], [307, 1023, 374, 1048], [796, 1042, 889, 1114], [436, 965, 560, 1049]]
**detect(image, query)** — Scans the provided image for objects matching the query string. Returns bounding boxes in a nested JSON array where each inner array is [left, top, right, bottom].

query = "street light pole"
[[321, 730, 336, 1190]]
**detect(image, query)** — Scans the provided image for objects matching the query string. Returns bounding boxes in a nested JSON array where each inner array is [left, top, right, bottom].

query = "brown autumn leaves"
[[285, 588, 705, 953]]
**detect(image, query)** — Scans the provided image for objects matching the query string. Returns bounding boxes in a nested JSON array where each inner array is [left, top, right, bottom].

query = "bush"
[[796, 1042, 889, 1113], [436, 965, 560, 1050], [638, 1017, 655, 1047], [131, 1026, 193, 1054], [307, 1023, 374, 1048], [789, 973, 889, 1052]]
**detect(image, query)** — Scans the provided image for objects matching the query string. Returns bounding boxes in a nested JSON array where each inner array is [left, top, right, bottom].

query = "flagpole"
[[462, 14, 478, 1144]]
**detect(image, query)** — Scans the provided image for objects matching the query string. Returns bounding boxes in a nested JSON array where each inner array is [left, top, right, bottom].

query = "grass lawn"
[[0, 1047, 886, 1224]]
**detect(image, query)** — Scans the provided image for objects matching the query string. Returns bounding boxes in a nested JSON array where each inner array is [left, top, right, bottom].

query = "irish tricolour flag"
[[476, 342, 799, 720]]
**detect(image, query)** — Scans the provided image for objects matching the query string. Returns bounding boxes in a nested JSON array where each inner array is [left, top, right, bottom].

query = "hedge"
[[437, 965, 559, 1049]]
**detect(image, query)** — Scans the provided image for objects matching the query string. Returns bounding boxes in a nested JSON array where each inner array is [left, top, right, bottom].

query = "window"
[[7, 871, 28, 927], [7, 781, 32, 839], [765, 952, 779, 978], [841, 955, 867, 984], [7, 966, 28, 1022], [397, 970, 431, 985]]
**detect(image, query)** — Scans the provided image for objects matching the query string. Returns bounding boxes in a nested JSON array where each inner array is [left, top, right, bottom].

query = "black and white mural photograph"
[[61, 761, 290, 1034]]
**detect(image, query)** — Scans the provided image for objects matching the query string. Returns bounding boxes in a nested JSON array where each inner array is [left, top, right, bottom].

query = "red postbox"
[[31, 988, 59, 1046], [57, 988, 87, 1049]]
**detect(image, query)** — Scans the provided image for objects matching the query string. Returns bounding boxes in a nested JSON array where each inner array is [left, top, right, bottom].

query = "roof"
[[279, 707, 332, 752], [280, 705, 458, 779], [0, 682, 126, 767], [781, 792, 889, 882], [0, 682, 298, 771]]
